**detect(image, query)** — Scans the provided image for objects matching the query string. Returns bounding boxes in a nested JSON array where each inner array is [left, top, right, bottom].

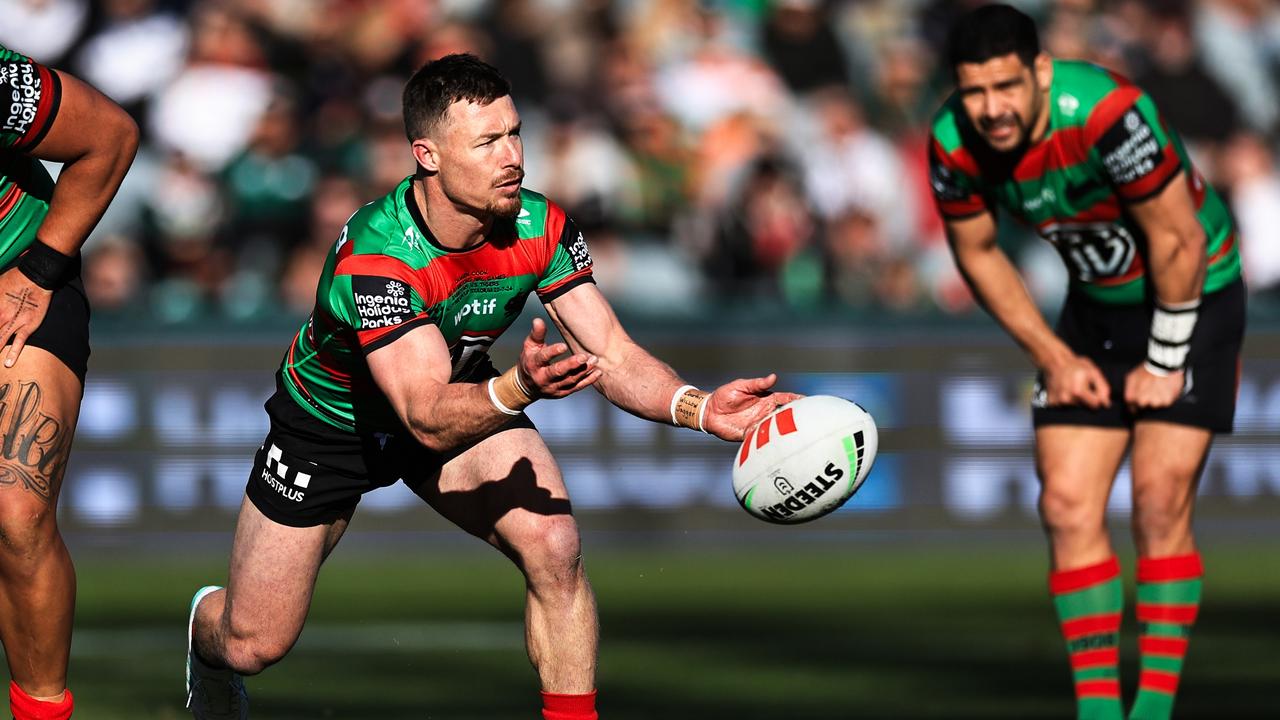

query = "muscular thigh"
[[404, 421, 573, 549], [1035, 425, 1130, 503], [0, 346, 81, 508], [1130, 421, 1212, 487], [224, 497, 351, 645]]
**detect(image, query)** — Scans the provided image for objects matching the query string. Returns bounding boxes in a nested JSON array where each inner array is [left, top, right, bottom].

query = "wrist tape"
[[1145, 297, 1200, 376], [488, 366, 535, 415], [670, 385, 709, 433]]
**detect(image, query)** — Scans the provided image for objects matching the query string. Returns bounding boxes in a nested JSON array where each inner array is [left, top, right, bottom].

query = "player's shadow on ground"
[[410, 457, 572, 539]]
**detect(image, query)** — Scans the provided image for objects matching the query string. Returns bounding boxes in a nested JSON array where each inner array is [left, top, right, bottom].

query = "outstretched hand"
[[701, 373, 802, 442], [0, 267, 52, 368], [517, 317, 601, 399]]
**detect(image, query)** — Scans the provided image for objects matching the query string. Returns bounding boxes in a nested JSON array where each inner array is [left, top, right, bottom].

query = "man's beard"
[[982, 93, 1044, 153], [489, 194, 522, 219], [981, 113, 1028, 149]]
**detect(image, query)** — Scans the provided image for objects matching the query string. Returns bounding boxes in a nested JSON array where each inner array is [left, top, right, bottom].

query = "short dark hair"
[[946, 4, 1040, 72], [402, 54, 511, 140]]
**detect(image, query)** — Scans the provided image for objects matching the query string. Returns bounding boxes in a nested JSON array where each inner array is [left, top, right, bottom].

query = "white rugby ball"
[[732, 395, 878, 524]]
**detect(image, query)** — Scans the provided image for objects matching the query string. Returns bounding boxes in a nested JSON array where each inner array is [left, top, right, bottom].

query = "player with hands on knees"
[[930, 6, 1244, 719]]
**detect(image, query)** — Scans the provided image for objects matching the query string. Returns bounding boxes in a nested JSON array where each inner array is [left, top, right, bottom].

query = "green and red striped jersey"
[[929, 60, 1240, 305], [0, 44, 60, 268], [281, 176, 595, 432]]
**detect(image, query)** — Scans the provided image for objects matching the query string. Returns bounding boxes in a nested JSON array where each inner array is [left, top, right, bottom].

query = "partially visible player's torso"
[[281, 176, 593, 433], [0, 44, 60, 267], [930, 60, 1240, 305]]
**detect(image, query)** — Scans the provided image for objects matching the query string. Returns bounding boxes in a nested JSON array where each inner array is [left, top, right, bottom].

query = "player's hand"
[[517, 317, 601, 398], [702, 373, 802, 442], [1124, 363, 1185, 412], [1041, 354, 1111, 409], [0, 267, 52, 368]]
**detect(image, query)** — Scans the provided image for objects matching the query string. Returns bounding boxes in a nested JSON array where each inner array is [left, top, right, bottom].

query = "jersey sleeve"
[[329, 253, 436, 354], [928, 136, 989, 220], [0, 50, 62, 152], [535, 210, 595, 302], [1085, 84, 1184, 203]]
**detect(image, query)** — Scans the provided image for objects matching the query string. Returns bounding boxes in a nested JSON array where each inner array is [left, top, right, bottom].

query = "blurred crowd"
[[3, 0, 1280, 324]]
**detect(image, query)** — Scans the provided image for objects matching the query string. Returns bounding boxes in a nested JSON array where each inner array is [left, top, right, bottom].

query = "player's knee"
[[0, 501, 59, 565], [223, 616, 299, 675], [1131, 478, 1193, 542], [1038, 482, 1103, 537], [517, 516, 584, 588], [222, 632, 293, 675]]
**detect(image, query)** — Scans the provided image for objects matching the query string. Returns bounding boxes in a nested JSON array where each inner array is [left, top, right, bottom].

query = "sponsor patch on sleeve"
[[559, 217, 593, 273], [929, 152, 970, 202], [351, 276, 416, 330], [1097, 108, 1164, 186], [0, 59, 51, 145], [567, 231, 592, 272]]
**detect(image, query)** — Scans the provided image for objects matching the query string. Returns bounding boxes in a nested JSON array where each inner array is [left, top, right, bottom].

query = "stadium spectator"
[[73, 0, 188, 118], [761, 0, 851, 95], [0, 0, 87, 65], [1221, 132, 1280, 296], [1128, 0, 1242, 168], [148, 5, 274, 171]]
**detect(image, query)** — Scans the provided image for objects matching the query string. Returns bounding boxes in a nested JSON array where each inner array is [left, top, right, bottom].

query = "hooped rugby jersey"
[[929, 60, 1239, 305], [0, 44, 60, 267], [281, 176, 595, 433]]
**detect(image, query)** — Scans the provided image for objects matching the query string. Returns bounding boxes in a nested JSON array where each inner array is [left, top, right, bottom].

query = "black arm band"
[[16, 239, 73, 290]]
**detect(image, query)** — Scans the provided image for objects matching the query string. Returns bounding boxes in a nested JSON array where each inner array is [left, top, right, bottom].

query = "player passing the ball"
[[184, 54, 798, 720], [929, 6, 1244, 719], [0, 44, 138, 720]]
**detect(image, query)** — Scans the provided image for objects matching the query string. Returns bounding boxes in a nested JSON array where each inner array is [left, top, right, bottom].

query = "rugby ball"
[[732, 395, 878, 524]]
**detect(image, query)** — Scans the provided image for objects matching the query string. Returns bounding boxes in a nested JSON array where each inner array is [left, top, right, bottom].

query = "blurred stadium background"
[[1, 0, 1278, 716]]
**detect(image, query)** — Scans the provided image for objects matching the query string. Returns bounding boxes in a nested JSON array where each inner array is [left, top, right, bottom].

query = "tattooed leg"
[[0, 348, 81, 698], [0, 380, 73, 502]]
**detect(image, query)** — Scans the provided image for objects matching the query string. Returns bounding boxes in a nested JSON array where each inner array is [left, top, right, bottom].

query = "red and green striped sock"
[[1129, 552, 1202, 720], [1050, 556, 1124, 720]]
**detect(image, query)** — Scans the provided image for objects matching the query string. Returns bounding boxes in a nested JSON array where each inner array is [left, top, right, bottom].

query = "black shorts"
[[1032, 279, 1245, 433], [24, 273, 89, 385], [245, 363, 533, 528]]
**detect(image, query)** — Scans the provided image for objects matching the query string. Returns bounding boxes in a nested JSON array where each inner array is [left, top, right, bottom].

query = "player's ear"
[[412, 137, 440, 174], [1033, 52, 1054, 89]]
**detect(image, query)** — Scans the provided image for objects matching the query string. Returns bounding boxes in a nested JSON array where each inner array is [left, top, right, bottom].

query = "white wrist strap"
[[488, 377, 522, 416], [695, 393, 709, 433], [1146, 298, 1200, 374], [670, 385, 695, 426]]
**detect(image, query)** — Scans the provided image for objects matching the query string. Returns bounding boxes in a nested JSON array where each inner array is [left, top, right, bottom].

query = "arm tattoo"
[[0, 381, 72, 503]]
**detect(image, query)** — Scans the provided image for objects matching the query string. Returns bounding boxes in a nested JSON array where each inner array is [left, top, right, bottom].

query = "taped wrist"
[[1145, 298, 1199, 376], [670, 385, 709, 433], [17, 239, 72, 290], [488, 366, 535, 416]]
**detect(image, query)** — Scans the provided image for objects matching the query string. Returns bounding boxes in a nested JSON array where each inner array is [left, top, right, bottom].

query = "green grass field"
[[45, 536, 1279, 719]]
